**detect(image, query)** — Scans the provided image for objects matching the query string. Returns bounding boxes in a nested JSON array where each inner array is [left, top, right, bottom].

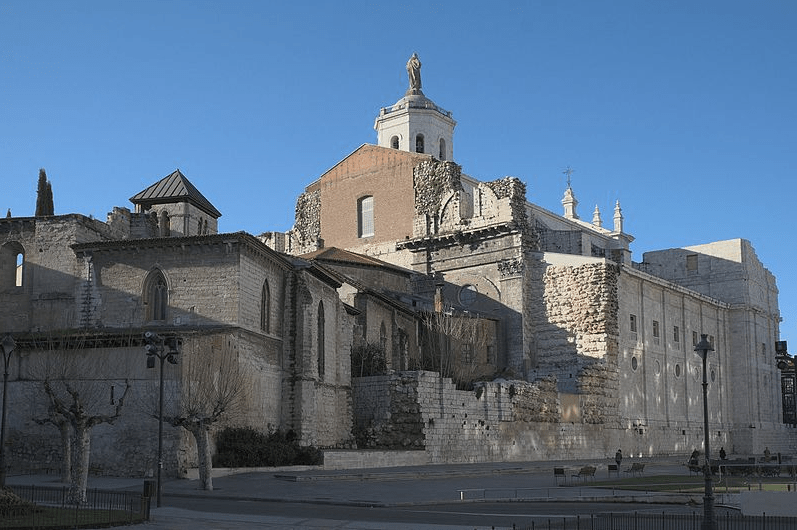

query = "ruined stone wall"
[[352, 370, 757, 462], [288, 189, 322, 255], [352, 371, 562, 461], [0, 216, 115, 332], [528, 257, 620, 422], [413, 159, 463, 237]]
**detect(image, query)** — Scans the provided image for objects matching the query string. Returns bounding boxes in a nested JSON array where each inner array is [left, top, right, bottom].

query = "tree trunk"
[[59, 420, 72, 484], [191, 423, 214, 491], [69, 424, 91, 504]]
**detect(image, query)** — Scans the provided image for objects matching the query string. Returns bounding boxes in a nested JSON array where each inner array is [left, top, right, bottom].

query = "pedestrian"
[[615, 449, 622, 468], [719, 447, 726, 460]]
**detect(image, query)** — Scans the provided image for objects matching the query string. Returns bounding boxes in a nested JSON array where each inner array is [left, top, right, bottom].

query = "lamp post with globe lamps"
[[694, 333, 717, 530], [143, 331, 180, 507]]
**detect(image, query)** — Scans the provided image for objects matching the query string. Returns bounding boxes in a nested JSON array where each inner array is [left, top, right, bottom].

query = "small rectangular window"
[[630, 314, 637, 333], [652, 320, 660, 338], [686, 254, 698, 272], [673, 326, 680, 342], [692, 331, 699, 346], [462, 343, 474, 364], [358, 196, 374, 238]]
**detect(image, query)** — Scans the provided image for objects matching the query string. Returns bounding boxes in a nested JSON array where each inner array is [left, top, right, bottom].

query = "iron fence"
[[513, 512, 797, 530], [1, 484, 147, 529]]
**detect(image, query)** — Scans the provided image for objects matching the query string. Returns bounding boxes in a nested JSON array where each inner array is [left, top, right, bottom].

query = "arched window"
[[379, 321, 387, 352], [317, 301, 325, 379], [159, 210, 170, 237], [439, 138, 446, 160], [358, 196, 374, 238], [0, 242, 24, 288], [144, 269, 168, 322], [390, 135, 399, 149], [260, 280, 271, 333], [415, 134, 425, 153]]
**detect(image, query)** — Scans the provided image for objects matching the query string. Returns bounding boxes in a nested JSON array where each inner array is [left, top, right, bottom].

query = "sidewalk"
[[6, 457, 699, 529]]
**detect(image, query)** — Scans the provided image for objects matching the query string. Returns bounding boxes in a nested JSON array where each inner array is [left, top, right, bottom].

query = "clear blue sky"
[[2, 1, 795, 342]]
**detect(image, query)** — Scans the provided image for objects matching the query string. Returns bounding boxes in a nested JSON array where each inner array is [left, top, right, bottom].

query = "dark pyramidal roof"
[[130, 169, 221, 218]]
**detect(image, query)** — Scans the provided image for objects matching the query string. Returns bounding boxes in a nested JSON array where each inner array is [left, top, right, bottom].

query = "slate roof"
[[130, 169, 222, 218]]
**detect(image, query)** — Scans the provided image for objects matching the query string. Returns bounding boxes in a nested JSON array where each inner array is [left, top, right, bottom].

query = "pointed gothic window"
[[415, 134, 425, 153], [438, 138, 446, 160], [390, 135, 399, 149], [144, 269, 168, 322], [317, 301, 325, 379], [358, 196, 374, 238], [261, 280, 271, 333]]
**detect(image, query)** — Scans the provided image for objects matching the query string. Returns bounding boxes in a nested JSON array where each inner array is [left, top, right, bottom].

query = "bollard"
[[142, 479, 156, 519]]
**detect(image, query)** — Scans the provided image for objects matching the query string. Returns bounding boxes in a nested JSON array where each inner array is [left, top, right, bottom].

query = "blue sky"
[[2, 1, 795, 341]]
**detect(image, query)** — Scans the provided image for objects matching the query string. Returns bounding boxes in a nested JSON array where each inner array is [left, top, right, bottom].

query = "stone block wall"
[[352, 371, 564, 462], [528, 258, 620, 405]]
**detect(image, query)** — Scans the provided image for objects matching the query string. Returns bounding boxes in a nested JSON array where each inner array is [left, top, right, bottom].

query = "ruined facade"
[[279, 57, 789, 460], [0, 57, 789, 477]]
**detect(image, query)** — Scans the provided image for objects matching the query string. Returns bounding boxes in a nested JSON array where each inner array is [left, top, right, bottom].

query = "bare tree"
[[29, 336, 131, 504], [32, 406, 72, 484], [42, 375, 130, 503], [148, 334, 249, 491], [418, 308, 493, 388]]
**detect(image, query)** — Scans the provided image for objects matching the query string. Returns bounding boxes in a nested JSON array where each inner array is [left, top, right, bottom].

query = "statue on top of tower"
[[406, 53, 422, 95]]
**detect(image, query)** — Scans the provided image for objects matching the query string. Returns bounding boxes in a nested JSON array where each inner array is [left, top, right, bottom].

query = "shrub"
[[351, 342, 387, 377], [213, 426, 322, 468]]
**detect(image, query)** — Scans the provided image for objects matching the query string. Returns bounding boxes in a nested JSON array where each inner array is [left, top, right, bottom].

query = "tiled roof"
[[130, 169, 222, 218], [299, 247, 412, 274]]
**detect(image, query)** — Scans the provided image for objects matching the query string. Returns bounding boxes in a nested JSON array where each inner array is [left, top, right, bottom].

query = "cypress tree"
[[34, 168, 54, 216], [35, 168, 47, 216], [45, 181, 54, 215]]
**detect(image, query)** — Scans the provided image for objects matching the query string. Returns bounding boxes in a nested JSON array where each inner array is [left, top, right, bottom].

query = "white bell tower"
[[374, 54, 456, 161]]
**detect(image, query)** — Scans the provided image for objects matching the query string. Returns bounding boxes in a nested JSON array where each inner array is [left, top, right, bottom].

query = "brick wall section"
[[313, 145, 429, 249]]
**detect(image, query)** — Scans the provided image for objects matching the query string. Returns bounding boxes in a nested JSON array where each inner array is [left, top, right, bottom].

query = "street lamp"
[[143, 331, 180, 507], [775, 341, 795, 426], [694, 333, 717, 530], [0, 334, 16, 487]]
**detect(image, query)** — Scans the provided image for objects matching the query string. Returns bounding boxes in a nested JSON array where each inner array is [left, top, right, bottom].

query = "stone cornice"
[[72, 231, 293, 271], [397, 223, 519, 251], [622, 264, 730, 309]]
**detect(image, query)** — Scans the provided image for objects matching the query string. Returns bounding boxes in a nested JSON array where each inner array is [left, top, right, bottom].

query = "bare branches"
[[419, 307, 495, 389]]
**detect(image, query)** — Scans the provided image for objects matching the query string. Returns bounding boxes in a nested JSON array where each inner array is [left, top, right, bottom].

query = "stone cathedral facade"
[[272, 57, 788, 460], [0, 57, 789, 476]]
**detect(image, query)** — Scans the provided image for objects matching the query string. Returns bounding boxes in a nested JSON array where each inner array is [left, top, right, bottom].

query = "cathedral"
[[0, 55, 789, 476]]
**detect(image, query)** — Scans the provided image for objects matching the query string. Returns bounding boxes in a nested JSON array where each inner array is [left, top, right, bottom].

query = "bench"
[[572, 465, 596, 482], [553, 467, 566, 484], [624, 462, 645, 476]]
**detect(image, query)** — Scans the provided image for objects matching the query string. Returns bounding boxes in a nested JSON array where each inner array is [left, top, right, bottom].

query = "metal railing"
[[1, 484, 148, 529], [513, 512, 797, 529]]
